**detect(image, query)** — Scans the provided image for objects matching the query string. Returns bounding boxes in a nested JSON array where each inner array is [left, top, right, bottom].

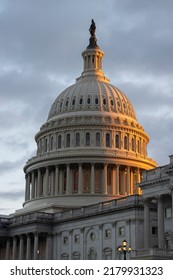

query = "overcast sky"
[[0, 0, 173, 215]]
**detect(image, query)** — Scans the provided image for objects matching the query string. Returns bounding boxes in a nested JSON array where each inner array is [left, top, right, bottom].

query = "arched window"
[[50, 136, 54, 150], [76, 133, 80, 147], [86, 132, 90, 146], [95, 97, 99, 105], [138, 138, 141, 153], [96, 133, 101, 147], [124, 135, 128, 150], [58, 135, 62, 149], [66, 134, 70, 148], [115, 134, 120, 148], [132, 137, 135, 151], [88, 249, 97, 260], [106, 133, 110, 147], [45, 138, 48, 152], [87, 97, 91, 105]]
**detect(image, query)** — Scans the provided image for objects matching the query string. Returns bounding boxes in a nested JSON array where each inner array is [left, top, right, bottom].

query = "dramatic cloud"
[[0, 0, 173, 214]]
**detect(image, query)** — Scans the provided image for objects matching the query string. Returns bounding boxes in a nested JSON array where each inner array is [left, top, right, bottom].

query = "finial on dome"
[[87, 19, 99, 49]]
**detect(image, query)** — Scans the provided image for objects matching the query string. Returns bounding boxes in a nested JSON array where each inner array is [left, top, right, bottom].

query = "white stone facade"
[[1, 21, 172, 260]]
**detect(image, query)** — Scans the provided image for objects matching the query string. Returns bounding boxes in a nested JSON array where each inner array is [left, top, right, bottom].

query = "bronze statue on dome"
[[89, 19, 96, 37], [87, 19, 99, 49]]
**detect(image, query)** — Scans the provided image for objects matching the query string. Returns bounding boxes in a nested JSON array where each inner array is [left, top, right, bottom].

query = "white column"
[[46, 234, 53, 260], [112, 167, 116, 195], [116, 165, 120, 195], [31, 171, 35, 198], [127, 166, 130, 195], [144, 199, 150, 249], [5, 239, 10, 260], [55, 166, 59, 195], [103, 163, 107, 194], [26, 234, 31, 260], [33, 233, 39, 260], [78, 163, 83, 194], [19, 235, 24, 260], [25, 173, 30, 201], [59, 169, 63, 195], [12, 236, 17, 260], [136, 168, 141, 194], [90, 163, 95, 194], [158, 196, 165, 249], [45, 167, 49, 196], [130, 170, 134, 194], [37, 169, 41, 197], [120, 170, 125, 195], [66, 164, 70, 194], [51, 169, 55, 196]]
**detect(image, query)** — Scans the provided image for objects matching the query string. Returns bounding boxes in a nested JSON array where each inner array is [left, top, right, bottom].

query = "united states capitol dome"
[[23, 20, 157, 214]]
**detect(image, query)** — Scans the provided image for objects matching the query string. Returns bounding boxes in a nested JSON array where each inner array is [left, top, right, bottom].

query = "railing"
[[0, 196, 143, 226], [136, 248, 173, 256], [25, 148, 157, 166]]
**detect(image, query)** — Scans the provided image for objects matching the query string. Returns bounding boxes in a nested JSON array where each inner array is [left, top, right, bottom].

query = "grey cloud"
[[0, 190, 24, 200]]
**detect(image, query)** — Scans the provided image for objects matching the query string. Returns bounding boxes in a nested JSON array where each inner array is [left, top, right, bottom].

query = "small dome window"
[[60, 101, 63, 109], [66, 100, 69, 107], [72, 99, 75, 106], [95, 97, 99, 105], [103, 98, 106, 105], [87, 97, 91, 105], [79, 98, 83, 105], [110, 99, 114, 106]]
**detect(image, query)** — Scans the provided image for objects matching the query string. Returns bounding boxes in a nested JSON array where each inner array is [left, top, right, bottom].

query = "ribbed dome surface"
[[48, 79, 137, 121]]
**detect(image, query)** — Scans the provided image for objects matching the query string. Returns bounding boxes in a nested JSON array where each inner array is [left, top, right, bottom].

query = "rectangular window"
[[119, 227, 125, 236], [63, 236, 68, 245], [152, 226, 158, 235], [105, 229, 111, 239], [165, 207, 172, 218], [74, 234, 80, 243]]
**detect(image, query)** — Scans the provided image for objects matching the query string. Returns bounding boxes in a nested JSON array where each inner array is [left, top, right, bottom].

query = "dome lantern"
[[77, 19, 110, 83]]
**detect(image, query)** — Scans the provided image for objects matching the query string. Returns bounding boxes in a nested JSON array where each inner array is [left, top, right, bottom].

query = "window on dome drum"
[[115, 134, 120, 149], [65, 100, 69, 107], [58, 135, 62, 149], [45, 138, 48, 152], [66, 134, 70, 148], [60, 101, 63, 109], [110, 99, 114, 106], [96, 132, 101, 147], [132, 137, 136, 152], [95, 97, 99, 105], [124, 135, 128, 150], [106, 133, 110, 147], [85, 132, 90, 146], [76, 133, 80, 147], [137, 139, 141, 153], [50, 136, 54, 150]]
